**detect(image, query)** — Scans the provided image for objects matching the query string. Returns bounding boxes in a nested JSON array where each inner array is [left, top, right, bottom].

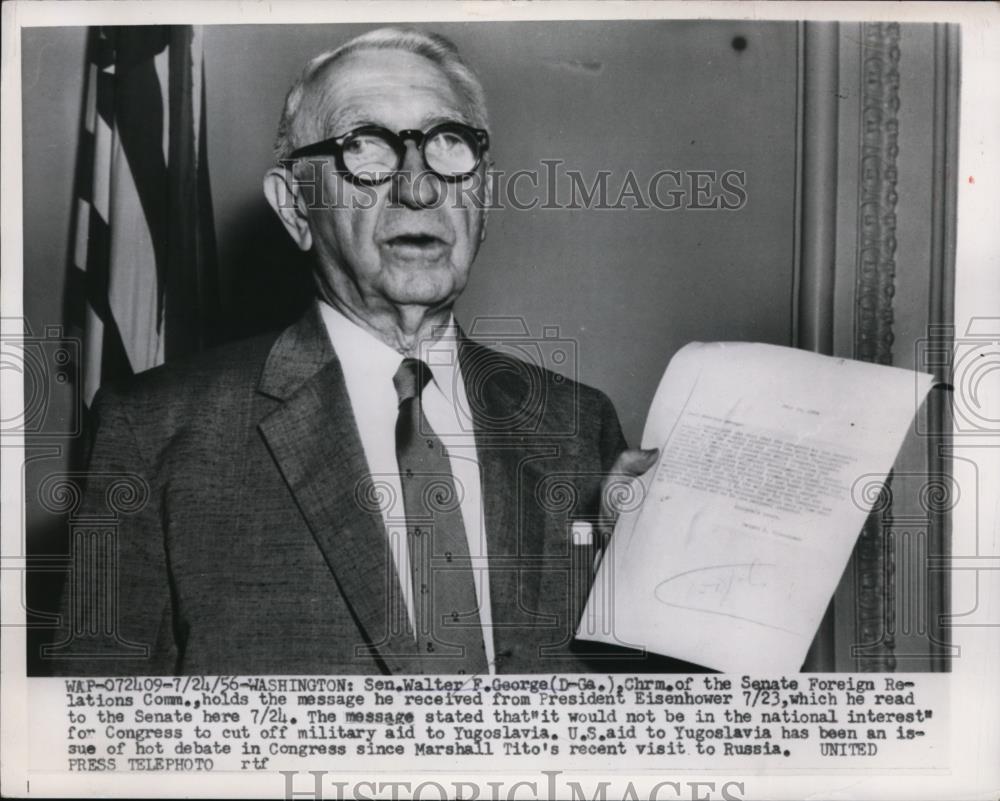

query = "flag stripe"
[[108, 135, 164, 371], [66, 265, 88, 331], [165, 25, 220, 356], [91, 113, 112, 223], [84, 63, 98, 135], [85, 207, 112, 322], [73, 131, 95, 212], [166, 25, 197, 356], [95, 67, 115, 128], [111, 28, 169, 292], [196, 60, 220, 343]]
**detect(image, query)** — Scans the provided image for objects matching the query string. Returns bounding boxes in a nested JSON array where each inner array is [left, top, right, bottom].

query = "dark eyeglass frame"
[[287, 122, 490, 185]]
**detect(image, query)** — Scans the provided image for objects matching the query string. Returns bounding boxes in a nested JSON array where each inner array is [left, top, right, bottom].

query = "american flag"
[[67, 26, 220, 406]]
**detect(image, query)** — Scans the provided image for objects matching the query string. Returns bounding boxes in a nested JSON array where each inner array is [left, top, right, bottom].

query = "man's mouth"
[[381, 233, 450, 259], [384, 233, 447, 248]]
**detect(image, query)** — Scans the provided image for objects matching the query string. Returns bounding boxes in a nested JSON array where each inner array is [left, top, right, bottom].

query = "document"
[[577, 342, 935, 672]]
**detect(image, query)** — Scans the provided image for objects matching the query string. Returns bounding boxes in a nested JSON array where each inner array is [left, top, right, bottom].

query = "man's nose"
[[389, 141, 442, 209]]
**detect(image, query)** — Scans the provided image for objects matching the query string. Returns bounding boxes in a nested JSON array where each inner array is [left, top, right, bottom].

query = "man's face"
[[299, 49, 488, 313]]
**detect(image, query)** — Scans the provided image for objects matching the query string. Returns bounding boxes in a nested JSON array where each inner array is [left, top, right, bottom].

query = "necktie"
[[393, 358, 488, 674]]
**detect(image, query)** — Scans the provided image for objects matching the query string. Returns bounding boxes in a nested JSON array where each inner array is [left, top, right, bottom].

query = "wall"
[[21, 28, 90, 662]]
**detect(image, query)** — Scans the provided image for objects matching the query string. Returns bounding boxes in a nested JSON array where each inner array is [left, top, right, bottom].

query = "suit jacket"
[[51, 304, 685, 675]]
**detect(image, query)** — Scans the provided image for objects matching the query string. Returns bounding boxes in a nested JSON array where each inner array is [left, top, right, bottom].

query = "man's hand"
[[597, 447, 660, 543]]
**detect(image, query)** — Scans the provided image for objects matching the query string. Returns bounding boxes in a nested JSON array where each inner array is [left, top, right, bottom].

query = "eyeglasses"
[[288, 122, 490, 185]]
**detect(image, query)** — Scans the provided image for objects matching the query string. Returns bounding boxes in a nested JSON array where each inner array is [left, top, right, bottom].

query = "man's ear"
[[263, 166, 313, 252]]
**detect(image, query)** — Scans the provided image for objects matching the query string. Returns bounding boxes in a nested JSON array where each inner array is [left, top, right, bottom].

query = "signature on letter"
[[654, 562, 800, 635]]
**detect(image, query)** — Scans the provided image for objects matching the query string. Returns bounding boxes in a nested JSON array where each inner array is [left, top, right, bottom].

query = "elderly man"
[[54, 27, 662, 675]]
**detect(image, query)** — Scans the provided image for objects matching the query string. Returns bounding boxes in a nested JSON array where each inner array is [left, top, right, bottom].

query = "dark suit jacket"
[[52, 304, 687, 675]]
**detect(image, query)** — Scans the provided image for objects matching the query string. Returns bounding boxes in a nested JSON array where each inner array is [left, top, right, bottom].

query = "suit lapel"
[[458, 335, 549, 672], [257, 305, 422, 674]]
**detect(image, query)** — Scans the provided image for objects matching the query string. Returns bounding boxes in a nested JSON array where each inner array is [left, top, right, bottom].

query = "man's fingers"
[[598, 448, 660, 536], [611, 447, 660, 478]]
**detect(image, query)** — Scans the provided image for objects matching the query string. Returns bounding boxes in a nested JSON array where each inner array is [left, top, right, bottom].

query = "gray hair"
[[273, 27, 489, 162]]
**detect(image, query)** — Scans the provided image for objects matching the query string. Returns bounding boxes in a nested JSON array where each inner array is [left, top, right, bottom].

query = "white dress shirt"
[[319, 301, 495, 673]]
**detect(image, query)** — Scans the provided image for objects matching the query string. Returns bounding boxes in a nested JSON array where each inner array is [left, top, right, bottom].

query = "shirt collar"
[[317, 300, 462, 404]]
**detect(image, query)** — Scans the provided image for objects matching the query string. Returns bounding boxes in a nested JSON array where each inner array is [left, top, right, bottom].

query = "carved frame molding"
[[851, 21, 902, 673], [795, 20, 957, 671]]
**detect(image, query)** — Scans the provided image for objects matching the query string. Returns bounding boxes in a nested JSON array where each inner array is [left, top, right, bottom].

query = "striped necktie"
[[393, 357, 488, 674]]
